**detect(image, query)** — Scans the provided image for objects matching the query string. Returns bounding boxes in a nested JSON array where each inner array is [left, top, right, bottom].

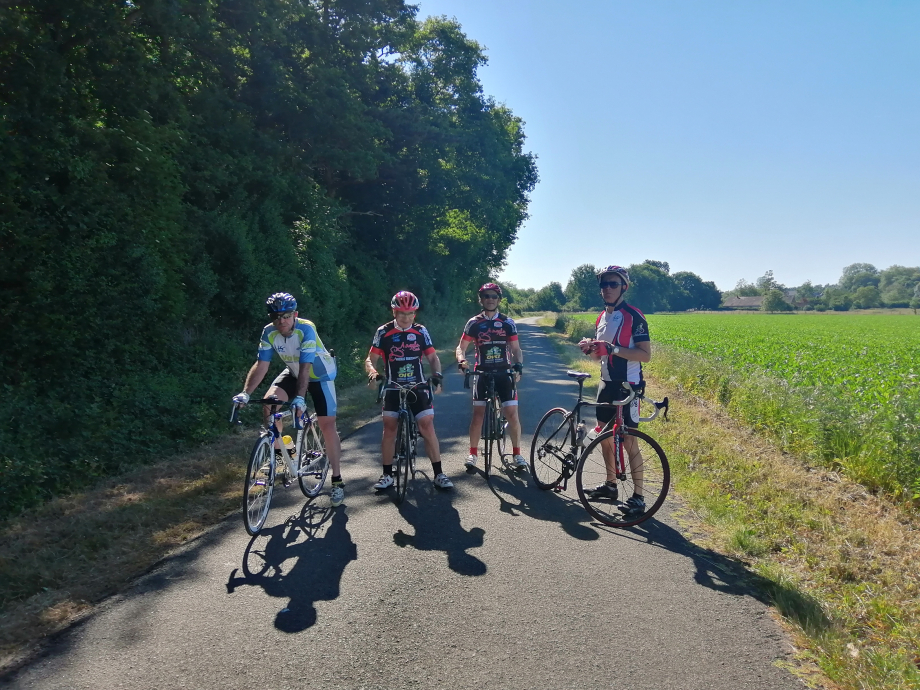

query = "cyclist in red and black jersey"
[[455, 283, 527, 470], [364, 291, 453, 490], [577, 266, 652, 518]]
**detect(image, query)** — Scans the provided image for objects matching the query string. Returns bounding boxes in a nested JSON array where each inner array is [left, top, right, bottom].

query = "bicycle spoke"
[[243, 436, 274, 535]]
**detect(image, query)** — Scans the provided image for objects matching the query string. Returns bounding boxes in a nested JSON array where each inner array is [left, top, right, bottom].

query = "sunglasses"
[[272, 312, 295, 321], [599, 281, 626, 289], [480, 294, 500, 300]]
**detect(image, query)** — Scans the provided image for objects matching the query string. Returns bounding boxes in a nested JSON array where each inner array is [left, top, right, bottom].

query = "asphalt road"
[[4, 322, 802, 690]]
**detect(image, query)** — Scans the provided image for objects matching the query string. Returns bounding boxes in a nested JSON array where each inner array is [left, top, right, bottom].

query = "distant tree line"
[[0, 0, 536, 515], [725, 264, 920, 312], [504, 261, 722, 314]]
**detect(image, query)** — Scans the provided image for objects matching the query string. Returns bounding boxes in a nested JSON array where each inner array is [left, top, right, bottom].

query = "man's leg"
[[316, 416, 341, 477]]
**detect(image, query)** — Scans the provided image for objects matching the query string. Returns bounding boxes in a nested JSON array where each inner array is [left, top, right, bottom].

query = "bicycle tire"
[[482, 399, 494, 475], [575, 428, 670, 528], [243, 435, 275, 535], [395, 412, 411, 504], [529, 407, 572, 490], [495, 398, 508, 464], [297, 419, 329, 498]]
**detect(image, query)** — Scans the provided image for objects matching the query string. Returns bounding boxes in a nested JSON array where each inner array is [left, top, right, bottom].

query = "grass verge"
[[540, 318, 920, 690]]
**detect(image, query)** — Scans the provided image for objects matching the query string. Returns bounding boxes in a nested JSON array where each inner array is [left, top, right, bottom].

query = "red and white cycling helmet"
[[390, 291, 420, 312], [478, 282, 503, 299], [596, 265, 630, 287]]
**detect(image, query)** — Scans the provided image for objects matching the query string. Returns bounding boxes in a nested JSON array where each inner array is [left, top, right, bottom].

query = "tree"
[[839, 263, 879, 292], [564, 264, 603, 311], [671, 271, 721, 311], [853, 286, 882, 309], [795, 280, 818, 305], [727, 279, 761, 298], [911, 284, 920, 314], [643, 259, 670, 274], [756, 270, 784, 293], [626, 263, 674, 313], [529, 282, 566, 311], [761, 289, 792, 312], [878, 265, 920, 307]]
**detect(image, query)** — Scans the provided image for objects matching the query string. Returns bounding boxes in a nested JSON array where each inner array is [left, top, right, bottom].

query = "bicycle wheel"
[[297, 420, 329, 498], [243, 435, 275, 535], [529, 407, 572, 490], [395, 412, 411, 504], [482, 400, 494, 475], [575, 428, 670, 528], [495, 399, 508, 463]]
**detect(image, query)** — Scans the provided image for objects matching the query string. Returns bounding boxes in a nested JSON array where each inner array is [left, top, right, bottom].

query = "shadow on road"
[[593, 512, 832, 635], [226, 502, 357, 633], [391, 469, 487, 577]]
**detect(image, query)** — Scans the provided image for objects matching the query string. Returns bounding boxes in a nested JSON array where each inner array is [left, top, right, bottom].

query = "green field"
[[568, 311, 920, 498]]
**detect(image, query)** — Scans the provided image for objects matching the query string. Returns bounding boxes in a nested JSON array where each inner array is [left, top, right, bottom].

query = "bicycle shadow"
[[392, 471, 487, 577], [589, 511, 833, 635], [225, 502, 357, 633], [480, 463, 602, 542]]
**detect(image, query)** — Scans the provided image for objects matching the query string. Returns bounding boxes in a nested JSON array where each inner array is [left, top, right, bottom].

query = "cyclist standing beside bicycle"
[[455, 283, 527, 470], [577, 266, 651, 517], [364, 291, 453, 491], [232, 292, 346, 507]]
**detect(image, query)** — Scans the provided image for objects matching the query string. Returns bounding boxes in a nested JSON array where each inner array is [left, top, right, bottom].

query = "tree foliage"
[[0, 0, 537, 514]]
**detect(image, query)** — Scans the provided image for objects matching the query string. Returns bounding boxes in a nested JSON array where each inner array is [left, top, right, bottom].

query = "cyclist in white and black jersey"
[[233, 293, 346, 507], [578, 266, 651, 518]]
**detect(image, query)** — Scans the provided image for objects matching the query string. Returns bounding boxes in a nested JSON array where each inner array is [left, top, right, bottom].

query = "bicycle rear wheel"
[[575, 428, 670, 528], [243, 435, 275, 535], [395, 412, 411, 504], [529, 408, 572, 490], [297, 420, 329, 498]]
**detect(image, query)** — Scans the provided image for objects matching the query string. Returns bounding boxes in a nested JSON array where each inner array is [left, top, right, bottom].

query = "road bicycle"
[[230, 397, 328, 535], [375, 377, 435, 504], [530, 371, 670, 527], [464, 367, 514, 475]]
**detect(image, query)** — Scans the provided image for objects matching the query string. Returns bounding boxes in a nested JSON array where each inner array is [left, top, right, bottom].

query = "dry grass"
[[0, 377, 382, 672]]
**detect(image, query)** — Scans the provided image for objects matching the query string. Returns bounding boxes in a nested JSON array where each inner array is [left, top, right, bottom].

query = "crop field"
[[568, 312, 920, 497]]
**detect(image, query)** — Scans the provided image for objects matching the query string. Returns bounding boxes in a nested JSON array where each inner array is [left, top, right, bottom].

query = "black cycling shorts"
[[268, 369, 337, 417], [596, 380, 640, 428], [472, 371, 517, 407], [382, 387, 434, 419]]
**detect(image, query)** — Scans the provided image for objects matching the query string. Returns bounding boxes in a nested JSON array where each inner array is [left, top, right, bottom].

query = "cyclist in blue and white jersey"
[[577, 266, 651, 517], [233, 292, 346, 507]]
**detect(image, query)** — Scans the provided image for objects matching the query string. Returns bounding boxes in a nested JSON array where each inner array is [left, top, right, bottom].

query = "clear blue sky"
[[415, 0, 920, 291]]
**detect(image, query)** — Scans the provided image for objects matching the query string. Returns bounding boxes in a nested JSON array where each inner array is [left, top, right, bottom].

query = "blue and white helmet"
[[266, 292, 297, 315]]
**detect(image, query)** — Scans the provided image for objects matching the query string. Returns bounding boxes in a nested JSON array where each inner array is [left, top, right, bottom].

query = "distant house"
[[722, 296, 764, 309]]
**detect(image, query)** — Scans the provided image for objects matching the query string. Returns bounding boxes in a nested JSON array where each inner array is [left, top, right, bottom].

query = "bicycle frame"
[[231, 397, 311, 479], [376, 378, 432, 502]]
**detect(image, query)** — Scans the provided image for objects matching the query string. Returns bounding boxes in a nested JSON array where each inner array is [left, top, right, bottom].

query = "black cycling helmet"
[[596, 265, 630, 287], [266, 292, 297, 315], [478, 282, 503, 299]]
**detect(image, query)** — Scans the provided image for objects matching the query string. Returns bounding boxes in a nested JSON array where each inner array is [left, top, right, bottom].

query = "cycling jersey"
[[370, 320, 436, 386], [594, 303, 650, 383], [460, 312, 519, 370], [257, 318, 336, 381]]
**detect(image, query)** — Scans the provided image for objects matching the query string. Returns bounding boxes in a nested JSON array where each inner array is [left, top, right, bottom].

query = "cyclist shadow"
[[392, 472, 487, 577], [591, 513, 833, 634], [225, 502, 357, 633], [481, 463, 602, 542]]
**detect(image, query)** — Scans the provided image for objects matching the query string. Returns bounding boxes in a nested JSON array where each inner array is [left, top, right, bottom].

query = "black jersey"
[[460, 312, 519, 370], [370, 320, 436, 386]]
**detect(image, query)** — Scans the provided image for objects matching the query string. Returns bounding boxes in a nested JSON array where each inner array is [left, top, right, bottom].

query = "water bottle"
[[585, 425, 604, 445], [282, 435, 296, 458], [575, 422, 587, 447]]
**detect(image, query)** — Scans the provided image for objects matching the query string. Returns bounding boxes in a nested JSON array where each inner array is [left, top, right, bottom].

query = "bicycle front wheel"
[[243, 435, 275, 535], [482, 400, 494, 475], [395, 412, 411, 504], [297, 420, 329, 498], [575, 428, 670, 528], [529, 407, 572, 490]]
